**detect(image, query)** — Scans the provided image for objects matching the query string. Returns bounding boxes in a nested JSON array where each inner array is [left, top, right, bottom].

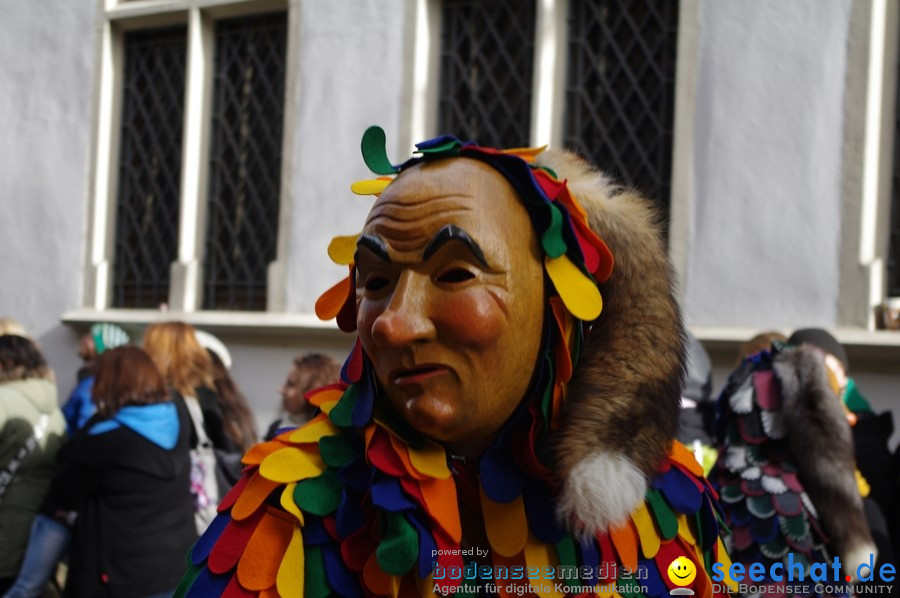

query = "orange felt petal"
[[259, 589, 280, 598], [389, 434, 428, 480], [549, 297, 573, 384], [315, 276, 351, 321], [609, 520, 639, 573], [242, 440, 284, 466], [363, 552, 392, 595], [308, 387, 344, 408], [236, 509, 296, 591], [669, 441, 704, 477], [492, 552, 529, 598], [232, 472, 280, 521], [420, 477, 461, 542], [480, 488, 528, 557]]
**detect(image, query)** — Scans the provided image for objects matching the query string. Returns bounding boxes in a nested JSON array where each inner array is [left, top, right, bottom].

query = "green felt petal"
[[172, 564, 201, 598], [540, 204, 567, 259], [329, 385, 358, 428], [294, 469, 342, 516], [417, 138, 462, 156], [376, 512, 419, 576], [555, 535, 578, 570], [319, 434, 357, 467], [645, 489, 678, 540], [617, 573, 647, 598], [361, 126, 399, 175], [305, 546, 331, 598]]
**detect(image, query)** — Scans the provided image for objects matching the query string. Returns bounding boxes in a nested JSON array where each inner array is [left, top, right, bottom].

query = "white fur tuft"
[[843, 544, 878, 582], [557, 452, 647, 535]]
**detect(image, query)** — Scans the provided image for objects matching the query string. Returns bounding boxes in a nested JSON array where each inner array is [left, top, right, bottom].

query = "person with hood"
[[40, 346, 194, 597], [0, 335, 65, 593], [61, 322, 130, 434], [177, 128, 738, 596]]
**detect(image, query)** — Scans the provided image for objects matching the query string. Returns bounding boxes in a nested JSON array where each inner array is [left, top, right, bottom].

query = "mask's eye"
[[365, 277, 390, 292], [436, 268, 475, 284]]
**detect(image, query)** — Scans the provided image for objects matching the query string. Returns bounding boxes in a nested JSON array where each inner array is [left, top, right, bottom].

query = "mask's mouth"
[[391, 364, 449, 385]]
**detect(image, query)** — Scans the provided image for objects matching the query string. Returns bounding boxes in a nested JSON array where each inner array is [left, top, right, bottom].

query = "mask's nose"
[[369, 271, 437, 348]]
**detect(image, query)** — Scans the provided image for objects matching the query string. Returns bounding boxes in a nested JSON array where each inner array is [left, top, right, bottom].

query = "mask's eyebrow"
[[355, 234, 391, 263], [423, 224, 489, 269]]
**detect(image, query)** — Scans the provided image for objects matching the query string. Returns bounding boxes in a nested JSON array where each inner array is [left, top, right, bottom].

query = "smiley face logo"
[[667, 556, 696, 587]]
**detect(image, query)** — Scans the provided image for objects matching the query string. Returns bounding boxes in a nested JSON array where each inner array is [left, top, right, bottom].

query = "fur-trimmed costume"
[[710, 342, 876, 593], [177, 131, 735, 597]]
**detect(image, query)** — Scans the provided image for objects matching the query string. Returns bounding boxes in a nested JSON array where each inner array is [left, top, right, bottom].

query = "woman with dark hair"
[[41, 346, 196, 598], [0, 335, 65, 593]]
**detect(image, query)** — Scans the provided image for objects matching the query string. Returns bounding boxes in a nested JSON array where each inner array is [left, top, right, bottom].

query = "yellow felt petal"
[[307, 387, 343, 408], [676, 514, 696, 545], [524, 534, 563, 598], [327, 234, 359, 265], [280, 482, 304, 525], [351, 178, 392, 195], [417, 574, 435, 598], [259, 447, 326, 484], [407, 439, 451, 479], [500, 145, 547, 163], [545, 255, 603, 321], [480, 488, 528, 557], [631, 502, 660, 559], [288, 415, 338, 444], [596, 582, 621, 597], [276, 527, 304, 598], [319, 399, 338, 414], [717, 537, 739, 592], [390, 575, 402, 598]]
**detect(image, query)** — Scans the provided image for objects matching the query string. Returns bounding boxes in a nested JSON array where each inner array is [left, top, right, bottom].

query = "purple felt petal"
[[371, 477, 417, 512], [753, 370, 780, 410], [191, 511, 231, 566], [657, 467, 702, 514]]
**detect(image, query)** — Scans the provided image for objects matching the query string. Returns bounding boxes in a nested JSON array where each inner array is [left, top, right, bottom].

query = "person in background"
[[0, 336, 65, 594], [0, 319, 26, 337], [37, 346, 195, 598], [735, 329, 787, 364], [142, 321, 234, 533], [264, 352, 341, 440], [206, 349, 257, 453], [61, 323, 130, 434], [677, 331, 717, 473]]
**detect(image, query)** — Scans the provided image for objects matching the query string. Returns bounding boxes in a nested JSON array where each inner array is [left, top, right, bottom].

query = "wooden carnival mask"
[[355, 158, 545, 457]]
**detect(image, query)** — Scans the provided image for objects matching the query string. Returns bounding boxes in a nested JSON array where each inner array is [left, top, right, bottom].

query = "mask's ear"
[[775, 346, 877, 579], [538, 150, 685, 535]]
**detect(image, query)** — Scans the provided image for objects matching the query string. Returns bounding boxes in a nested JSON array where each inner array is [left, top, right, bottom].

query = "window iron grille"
[[437, 0, 536, 148], [563, 0, 679, 218], [203, 12, 287, 311], [112, 26, 187, 309]]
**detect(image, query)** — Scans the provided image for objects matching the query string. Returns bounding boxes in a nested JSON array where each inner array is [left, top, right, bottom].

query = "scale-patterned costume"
[[177, 129, 737, 598]]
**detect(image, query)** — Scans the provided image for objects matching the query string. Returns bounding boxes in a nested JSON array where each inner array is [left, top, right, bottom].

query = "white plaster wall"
[[684, 0, 852, 329], [0, 1, 97, 390], [284, 0, 414, 314]]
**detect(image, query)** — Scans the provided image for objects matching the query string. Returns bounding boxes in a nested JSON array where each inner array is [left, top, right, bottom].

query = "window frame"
[[83, 0, 292, 314]]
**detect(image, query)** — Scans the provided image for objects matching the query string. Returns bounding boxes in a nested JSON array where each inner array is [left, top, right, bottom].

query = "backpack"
[[183, 395, 219, 535]]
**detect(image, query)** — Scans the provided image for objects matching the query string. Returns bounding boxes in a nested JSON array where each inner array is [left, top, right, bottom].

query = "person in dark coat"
[[44, 346, 196, 598]]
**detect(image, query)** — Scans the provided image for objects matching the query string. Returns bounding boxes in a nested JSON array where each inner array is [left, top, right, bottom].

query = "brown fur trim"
[[774, 346, 876, 574], [536, 150, 685, 531]]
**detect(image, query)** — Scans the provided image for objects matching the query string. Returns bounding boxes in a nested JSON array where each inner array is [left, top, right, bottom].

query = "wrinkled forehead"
[[362, 158, 530, 240]]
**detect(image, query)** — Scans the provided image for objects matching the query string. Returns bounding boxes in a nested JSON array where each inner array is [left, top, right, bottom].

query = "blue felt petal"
[[577, 537, 600, 583], [323, 543, 362, 598], [750, 515, 779, 544], [657, 467, 702, 514], [185, 567, 231, 598], [408, 512, 439, 579], [479, 444, 522, 503], [351, 369, 375, 428], [731, 502, 753, 527], [699, 496, 719, 551], [191, 511, 231, 566], [371, 477, 417, 512], [337, 457, 372, 493], [639, 557, 667, 598], [336, 489, 367, 538], [303, 517, 331, 545], [416, 134, 464, 150], [523, 476, 565, 543]]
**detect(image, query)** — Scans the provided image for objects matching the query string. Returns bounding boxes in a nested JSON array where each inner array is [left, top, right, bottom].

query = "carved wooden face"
[[356, 158, 545, 457]]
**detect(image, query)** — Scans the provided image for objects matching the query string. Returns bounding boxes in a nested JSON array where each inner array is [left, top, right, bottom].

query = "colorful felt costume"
[[710, 342, 877, 595], [177, 129, 736, 598]]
